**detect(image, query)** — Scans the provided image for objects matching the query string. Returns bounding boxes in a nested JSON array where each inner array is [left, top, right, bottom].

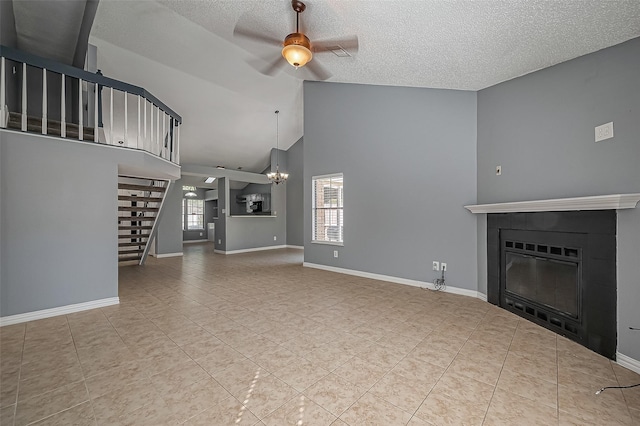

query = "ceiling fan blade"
[[260, 56, 287, 76], [306, 59, 332, 81], [246, 54, 287, 77], [233, 26, 283, 47], [312, 35, 358, 54]]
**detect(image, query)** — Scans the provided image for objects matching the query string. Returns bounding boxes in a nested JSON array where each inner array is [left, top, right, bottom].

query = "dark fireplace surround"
[[487, 211, 616, 359]]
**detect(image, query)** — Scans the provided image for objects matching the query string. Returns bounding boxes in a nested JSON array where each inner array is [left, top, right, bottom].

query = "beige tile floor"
[[1, 244, 639, 425]]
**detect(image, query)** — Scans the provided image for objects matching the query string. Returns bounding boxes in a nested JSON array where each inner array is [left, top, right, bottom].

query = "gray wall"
[[1, 130, 178, 317], [476, 38, 640, 359], [225, 177, 287, 252], [304, 81, 478, 289], [0, 0, 17, 48], [618, 208, 640, 360], [286, 137, 304, 246], [154, 178, 183, 254], [477, 38, 640, 203]]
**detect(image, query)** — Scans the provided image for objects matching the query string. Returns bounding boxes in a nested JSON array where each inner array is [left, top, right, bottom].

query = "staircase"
[[7, 111, 96, 140], [118, 177, 170, 264]]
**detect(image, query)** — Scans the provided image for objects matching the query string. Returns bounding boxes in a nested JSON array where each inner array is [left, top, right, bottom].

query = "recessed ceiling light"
[[204, 177, 216, 183], [216, 165, 225, 169]]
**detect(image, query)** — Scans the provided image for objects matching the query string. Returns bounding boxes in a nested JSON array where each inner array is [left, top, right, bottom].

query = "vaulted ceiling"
[[17, 0, 640, 174]]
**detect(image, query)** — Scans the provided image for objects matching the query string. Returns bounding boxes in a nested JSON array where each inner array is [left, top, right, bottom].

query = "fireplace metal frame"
[[500, 229, 586, 342], [487, 211, 617, 359]]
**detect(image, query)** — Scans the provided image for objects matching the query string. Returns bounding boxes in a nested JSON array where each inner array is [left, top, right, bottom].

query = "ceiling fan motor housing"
[[282, 32, 313, 67]]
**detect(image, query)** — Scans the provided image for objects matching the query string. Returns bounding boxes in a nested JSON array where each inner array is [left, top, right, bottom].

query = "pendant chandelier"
[[266, 110, 289, 184]]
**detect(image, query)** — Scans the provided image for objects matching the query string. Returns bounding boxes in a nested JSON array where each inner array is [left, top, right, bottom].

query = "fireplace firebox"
[[487, 211, 616, 358]]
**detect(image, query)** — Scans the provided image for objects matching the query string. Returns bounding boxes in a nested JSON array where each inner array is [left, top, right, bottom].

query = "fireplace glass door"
[[505, 252, 578, 318]]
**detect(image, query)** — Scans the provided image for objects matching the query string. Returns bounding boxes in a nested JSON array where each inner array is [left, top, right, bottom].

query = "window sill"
[[311, 240, 344, 247]]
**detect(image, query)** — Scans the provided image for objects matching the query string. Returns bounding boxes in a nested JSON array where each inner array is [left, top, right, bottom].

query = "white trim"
[[303, 262, 483, 300], [152, 252, 183, 258], [215, 245, 288, 255], [311, 240, 344, 247], [465, 194, 640, 214], [1, 297, 119, 327], [616, 352, 640, 375], [312, 172, 343, 180], [286, 245, 304, 250], [183, 239, 209, 244]]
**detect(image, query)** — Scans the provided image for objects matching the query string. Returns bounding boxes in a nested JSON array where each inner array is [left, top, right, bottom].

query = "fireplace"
[[487, 211, 617, 359]]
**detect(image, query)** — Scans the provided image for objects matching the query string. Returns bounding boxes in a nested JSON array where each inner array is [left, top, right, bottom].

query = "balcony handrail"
[[0, 45, 181, 123]]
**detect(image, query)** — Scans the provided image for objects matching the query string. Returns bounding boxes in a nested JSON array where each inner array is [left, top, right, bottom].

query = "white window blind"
[[312, 174, 343, 243], [184, 198, 204, 230]]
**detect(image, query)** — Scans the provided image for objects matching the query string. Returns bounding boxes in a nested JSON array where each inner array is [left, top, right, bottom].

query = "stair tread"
[[118, 183, 166, 192], [118, 206, 160, 212], [118, 256, 142, 262], [119, 233, 150, 239], [119, 242, 147, 247], [119, 248, 146, 254], [118, 196, 164, 202], [118, 217, 156, 222], [118, 225, 153, 230]]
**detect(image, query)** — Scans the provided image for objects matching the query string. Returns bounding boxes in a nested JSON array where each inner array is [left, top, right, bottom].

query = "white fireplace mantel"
[[465, 193, 640, 214]]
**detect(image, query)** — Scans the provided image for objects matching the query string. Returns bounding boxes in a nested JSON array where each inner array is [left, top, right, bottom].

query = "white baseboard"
[[616, 352, 640, 375], [302, 262, 483, 300], [1, 297, 120, 327], [152, 252, 183, 258], [286, 245, 304, 250], [215, 245, 288, 255], [477, 292, 488, 302], [183, 239, 210, 244]]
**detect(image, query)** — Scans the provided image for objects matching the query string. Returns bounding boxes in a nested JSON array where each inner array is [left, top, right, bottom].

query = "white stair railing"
[[0, 45, 181, 164]]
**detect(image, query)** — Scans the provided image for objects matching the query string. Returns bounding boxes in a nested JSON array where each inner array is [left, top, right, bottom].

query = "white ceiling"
[[89, 0, 640, 174]]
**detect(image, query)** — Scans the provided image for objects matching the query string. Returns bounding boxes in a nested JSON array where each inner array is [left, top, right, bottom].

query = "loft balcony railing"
[[0, 45, 181, 164]]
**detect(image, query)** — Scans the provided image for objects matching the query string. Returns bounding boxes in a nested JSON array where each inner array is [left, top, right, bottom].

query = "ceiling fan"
[[233, 0, 358, 80]]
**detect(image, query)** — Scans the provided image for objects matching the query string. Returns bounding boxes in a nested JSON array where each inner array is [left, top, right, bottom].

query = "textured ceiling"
[[90, 0, 640, 174]]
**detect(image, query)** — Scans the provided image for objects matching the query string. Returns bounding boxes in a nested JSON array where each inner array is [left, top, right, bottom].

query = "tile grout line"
[[479, 311, 519, 426]]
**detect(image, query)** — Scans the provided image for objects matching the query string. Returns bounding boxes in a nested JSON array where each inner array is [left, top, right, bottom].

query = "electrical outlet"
[[218, 239, 221, 244], [496, 165, 502, 176], [200, 232, 203, 237], [334, 250, 339, 258], [595, 122, 614, 142], [432, 261, 440, 271], [273, 236, 277, 241], [441, 262, 447, 271]]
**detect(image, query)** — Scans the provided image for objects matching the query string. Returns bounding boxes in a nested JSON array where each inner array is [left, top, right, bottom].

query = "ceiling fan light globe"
[[282, 44, 312, 68]]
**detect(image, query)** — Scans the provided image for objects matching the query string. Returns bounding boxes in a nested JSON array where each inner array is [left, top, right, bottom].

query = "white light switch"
[[595, 122, 614, 142]]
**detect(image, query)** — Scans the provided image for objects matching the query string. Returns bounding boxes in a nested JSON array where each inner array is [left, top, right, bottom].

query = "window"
[[312, 174, 343, 244], [183, 198, 204, 230]]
